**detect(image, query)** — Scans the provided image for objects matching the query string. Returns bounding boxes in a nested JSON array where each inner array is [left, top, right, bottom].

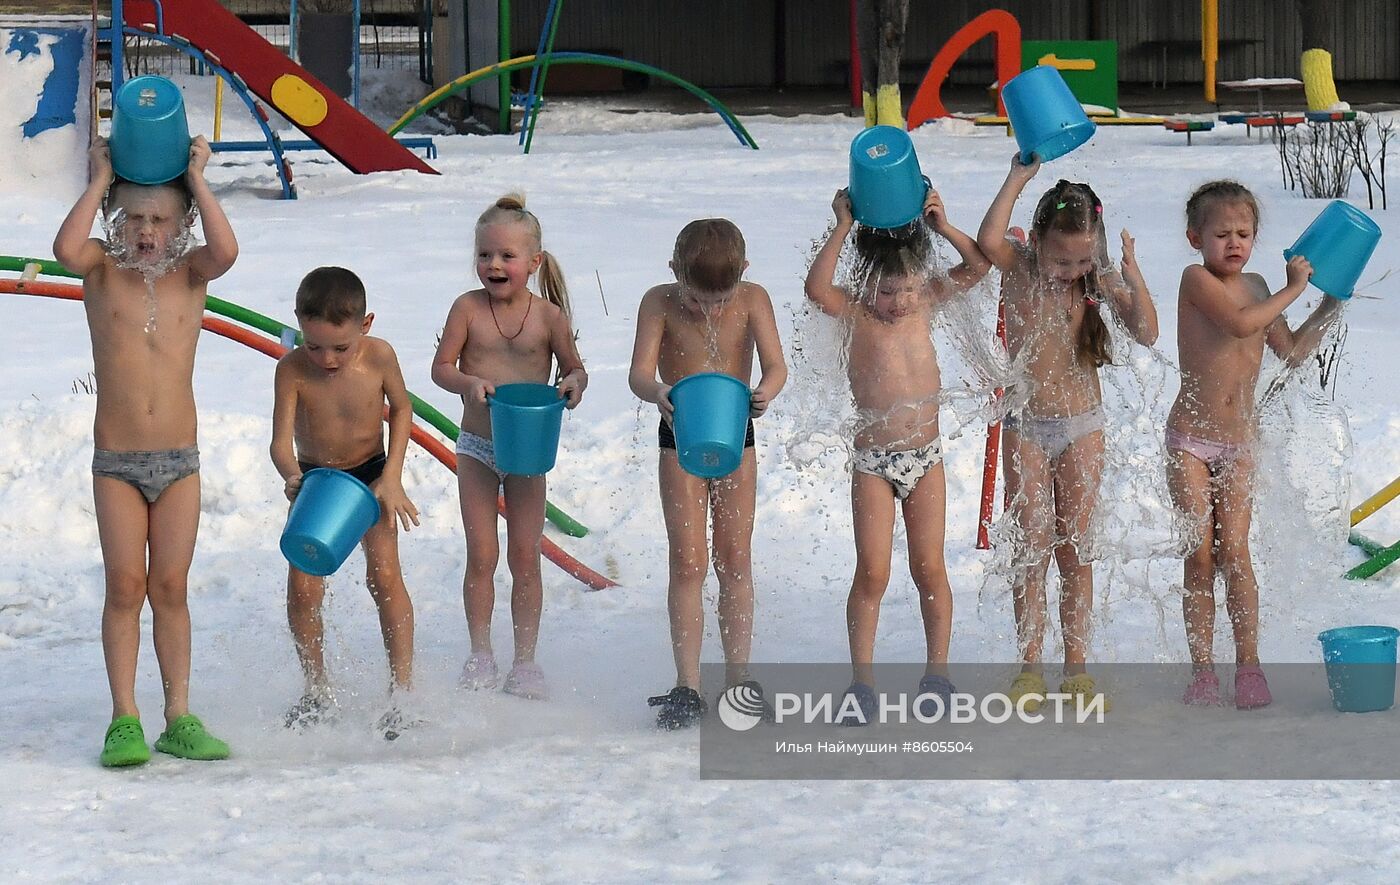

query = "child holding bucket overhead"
[[1169, 181, 1344, 709], [629, 218, 787, 729], [805, 178, 990, 721], [976, 155, 1158, 713], [431, 194, 587, 701], [271, 267, 421, 737], [53, 89, 238, 766]]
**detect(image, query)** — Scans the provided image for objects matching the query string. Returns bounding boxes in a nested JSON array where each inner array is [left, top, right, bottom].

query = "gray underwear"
[[92, 446, 200, 503]]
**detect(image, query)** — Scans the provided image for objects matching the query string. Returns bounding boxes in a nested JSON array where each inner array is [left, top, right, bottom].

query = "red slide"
[[124, 1, 436, 175]]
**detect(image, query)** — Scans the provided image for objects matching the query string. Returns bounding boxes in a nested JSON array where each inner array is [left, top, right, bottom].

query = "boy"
[[53, 136, 238, 766], [628, 219, 787, 729], [270, 267, 420, 737]]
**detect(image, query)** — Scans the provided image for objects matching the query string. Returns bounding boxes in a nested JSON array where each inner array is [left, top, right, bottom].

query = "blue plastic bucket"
[[280, 468, 381, 577], [1318, 625, 1399, 713], [488, 382, 566, 475], [1002, 65, 1097, 164], [669, 372, 750, 479], [110, 75, 191, 186], [1284, 201, 1382, 300], [848, 125, 931, 230]]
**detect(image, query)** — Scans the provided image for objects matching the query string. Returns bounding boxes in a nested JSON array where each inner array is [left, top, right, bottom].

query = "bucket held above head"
[[848, 125, 932, 230], [1001, 65, 1097, 165], [110, 75, 192, 186]]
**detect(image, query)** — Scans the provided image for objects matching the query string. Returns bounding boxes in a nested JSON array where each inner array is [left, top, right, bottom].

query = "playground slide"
[[122, 0, 435, 176], [0, 274, 614, 591]]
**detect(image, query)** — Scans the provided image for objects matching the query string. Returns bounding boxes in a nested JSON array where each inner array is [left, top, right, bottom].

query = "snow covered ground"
[[4, 62, 1400, 881]]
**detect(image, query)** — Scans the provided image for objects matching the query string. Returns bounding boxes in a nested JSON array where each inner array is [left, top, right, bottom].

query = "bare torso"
[[846, 305, 942, 450], [1169, 269, 1271, 443], [287, 337, 392, 467], [83, 255, 205, 450], [652, 281, 760, 385], [1001, 244, 1103, 418], [453, 289, 561, 437]]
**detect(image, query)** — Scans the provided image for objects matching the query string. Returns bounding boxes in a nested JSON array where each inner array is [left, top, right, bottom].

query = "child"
[[977, 155, 1158, 712], [804, 188, 989, 721], [1169, 180, 1341, 709], [53, 136, 238, 766], [270, 267, 420, 737], [431, 194, 587, 701], [629, 219, 788, 729]]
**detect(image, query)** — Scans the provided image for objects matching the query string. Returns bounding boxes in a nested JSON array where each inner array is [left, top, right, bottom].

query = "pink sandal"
[[1182, 668, 1223, 706], [1234, 665, 1272, 710]]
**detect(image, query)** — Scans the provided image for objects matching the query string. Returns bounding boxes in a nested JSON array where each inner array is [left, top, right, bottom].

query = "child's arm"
[[550, 305, 588, 408], [430, 296, 494, 403], [1265, 295, 1345, 366], [802, 190, 855, 318], [1099, 229, 1159, 346], [976, 153, 1040, 271], [52, 141, 113, 275], [1181, 256, 1312, 338], [184, 137, 239, 283], [270, 357, 303, 501], [376, 341, 421, 531], [747, 284, 788, 418], [628, 288, 673, 419], [924, 188, 991, 295]]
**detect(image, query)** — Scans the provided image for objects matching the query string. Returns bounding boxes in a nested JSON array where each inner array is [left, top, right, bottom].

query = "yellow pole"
[[214, 76, 225, 142], [1202, 0, 1218, 103], [1352, 475, 1400, 527]]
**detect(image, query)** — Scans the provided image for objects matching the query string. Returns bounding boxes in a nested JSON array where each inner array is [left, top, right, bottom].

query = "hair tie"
[[1094, 205, 1103, 214], [1055, 201, 1067, 210]]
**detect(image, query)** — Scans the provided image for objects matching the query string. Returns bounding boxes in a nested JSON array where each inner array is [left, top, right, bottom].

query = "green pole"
[[1349, 531, 1390, 559], [1345, 537, 1400, 581], [523, 0, 564, 154], [498, 0, 511, 134]]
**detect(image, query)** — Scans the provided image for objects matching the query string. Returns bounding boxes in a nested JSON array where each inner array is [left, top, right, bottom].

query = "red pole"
[[976, 298, 1007, 550], [849, 0, 862, 110]]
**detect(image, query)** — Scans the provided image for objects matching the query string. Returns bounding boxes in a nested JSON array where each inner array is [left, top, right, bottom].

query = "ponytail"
[[536, 249, 571, 320]]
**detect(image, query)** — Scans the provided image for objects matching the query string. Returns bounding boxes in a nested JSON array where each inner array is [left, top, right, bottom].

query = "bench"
[[1164, 118, 1214, 145]]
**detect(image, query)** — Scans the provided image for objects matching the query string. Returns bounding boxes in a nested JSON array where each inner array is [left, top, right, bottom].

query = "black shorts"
[[658, 418, 755, 450], [299, 451, 387, 487]]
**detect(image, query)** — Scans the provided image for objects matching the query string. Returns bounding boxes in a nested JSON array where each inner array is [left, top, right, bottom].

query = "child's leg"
[[94, 477, 152, 722], [848, 471, 897, 687], [502, 473, 547, 664], [1166, 449, 1217, 666], [709, 449, 758, 687], [361, 511, 414, 690], [901, 461, 951, 673], [286, 567, 329, 693], [1003, 432, 1055, 670], [144, 472, 201, 725], [659, 451, 712, 689], [1212, 454, 1260, 665], [458, 460, 503, 655], [1051, 430, 1105, 675]]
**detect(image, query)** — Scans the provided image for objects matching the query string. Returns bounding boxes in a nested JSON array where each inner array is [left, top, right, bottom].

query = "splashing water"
[[101, 205, 198, 334]]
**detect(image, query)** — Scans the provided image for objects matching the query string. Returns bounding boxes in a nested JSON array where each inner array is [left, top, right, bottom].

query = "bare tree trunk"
[[1297, 0, 1329, 50], [856, 0, 910, 128]]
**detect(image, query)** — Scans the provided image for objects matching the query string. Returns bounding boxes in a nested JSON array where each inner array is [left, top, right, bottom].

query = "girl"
[[805, 188, 989, 721], [1169, 180, 1339, 709], [431, 194, 588, 701], [977, 154, 1158, 711]]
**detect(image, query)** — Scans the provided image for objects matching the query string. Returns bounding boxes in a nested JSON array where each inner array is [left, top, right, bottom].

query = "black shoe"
[[647, 686, 708, 730], [718, 679, 777, 725], [376, 707, 424, 742], [284, 692, 335, 730]]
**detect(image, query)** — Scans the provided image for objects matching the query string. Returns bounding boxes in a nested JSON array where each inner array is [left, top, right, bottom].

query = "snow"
[[4, 60, 1400, 881]]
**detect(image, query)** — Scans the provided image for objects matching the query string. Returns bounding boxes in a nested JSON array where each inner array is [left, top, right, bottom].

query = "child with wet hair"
[[977, 154, 1158, 713], [805, 187, 989, 723], [1169, 180, 1342, 709], [629, 218, 787, 729], [431, 194, 587, 702]]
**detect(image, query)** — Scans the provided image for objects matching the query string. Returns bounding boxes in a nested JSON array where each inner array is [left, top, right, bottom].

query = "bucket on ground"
[[848, 125, 931, 230], [110, 75, 191, 185], [1002, 65, 1097, 164], [669, 372, 750, 479], [489, 382, 566, 475], [280, 468, 382, 577], [1284, 200, 1382, 300], [1317, 625, 1399, 713]]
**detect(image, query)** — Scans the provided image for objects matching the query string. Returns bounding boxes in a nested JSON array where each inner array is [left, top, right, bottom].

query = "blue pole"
[[519, 0, 560, 145], [289, 0, 298, 62], [352, 0, 362, 109], [109, 0, 125, 94]]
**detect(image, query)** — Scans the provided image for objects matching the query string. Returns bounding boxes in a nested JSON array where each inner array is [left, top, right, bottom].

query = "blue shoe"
[[838, 682, 877, 726], [916, 674, 955, 719]]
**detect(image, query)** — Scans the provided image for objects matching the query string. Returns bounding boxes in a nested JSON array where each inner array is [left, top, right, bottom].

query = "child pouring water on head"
[[977, 155, 1158, 712], [629, 219, 787, 729], [431, 195, 587, 702], [1169, 180, 1342, 709], [805, 187, 989, 723]]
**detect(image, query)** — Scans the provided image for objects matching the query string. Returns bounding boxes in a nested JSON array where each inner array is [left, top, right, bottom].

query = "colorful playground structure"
[[1348, 477, 1400, 581], [0, 256, 615, 592]]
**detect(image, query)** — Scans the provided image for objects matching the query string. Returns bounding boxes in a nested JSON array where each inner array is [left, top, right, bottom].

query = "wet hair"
[[672, 218, 746, 293], [1185, 180, 1260, 233], [106, 175, 194, 215], [295, 266, 367, 324], [1030, 179, 1112, 368], [851, 224, 932, 295], [476, 193, 571, 319]]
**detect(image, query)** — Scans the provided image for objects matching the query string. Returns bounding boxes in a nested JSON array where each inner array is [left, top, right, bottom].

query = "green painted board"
[[1022, 40, 1118, 113]]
